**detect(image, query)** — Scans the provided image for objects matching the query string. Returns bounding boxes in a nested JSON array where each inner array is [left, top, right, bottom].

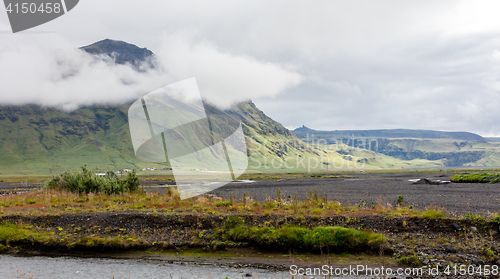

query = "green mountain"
[[1, 39, 498, 175], [293, 126, 500, 167], [2, 39, 344, 175], [293, 126, 486, 141]]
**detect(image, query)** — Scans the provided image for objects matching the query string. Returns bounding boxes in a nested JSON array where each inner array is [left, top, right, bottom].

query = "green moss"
[[0, 222, 54, 246]]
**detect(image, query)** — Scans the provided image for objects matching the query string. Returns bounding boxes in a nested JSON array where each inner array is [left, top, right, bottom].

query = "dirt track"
[[212, 173, 500, 216]]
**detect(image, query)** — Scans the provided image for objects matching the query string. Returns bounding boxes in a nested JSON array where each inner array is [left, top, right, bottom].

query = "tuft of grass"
[[490, 215, 500, 224], [398, 254, 422, 267], [421, 208, 445, 219], [464, 213, 484, 220], [215, 201, 232, 207]]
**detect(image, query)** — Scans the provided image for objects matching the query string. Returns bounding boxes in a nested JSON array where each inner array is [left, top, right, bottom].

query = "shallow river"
[[0, 255, 399, 279]]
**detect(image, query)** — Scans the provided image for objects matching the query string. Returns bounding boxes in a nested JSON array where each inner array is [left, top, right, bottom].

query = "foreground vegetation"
[[222, 223, 385, 252], [1, 186, 500, 268], [2, 169, 500, 269], [0, 184, 455, 220]]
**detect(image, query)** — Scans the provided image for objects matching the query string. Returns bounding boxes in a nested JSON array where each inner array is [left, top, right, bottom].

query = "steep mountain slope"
[[0, 101, 338, 174], [2, 39, 495, 175], [2, 39, 334, 175]]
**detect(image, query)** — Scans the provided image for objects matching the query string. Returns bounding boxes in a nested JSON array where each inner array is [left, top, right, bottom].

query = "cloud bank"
[[0, 32, 303, 110], [1, 0, 500, 135]]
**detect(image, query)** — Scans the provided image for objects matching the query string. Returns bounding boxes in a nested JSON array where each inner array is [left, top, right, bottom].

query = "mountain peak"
[[294, 125, 313, 132], [80, 39, 155, 70]]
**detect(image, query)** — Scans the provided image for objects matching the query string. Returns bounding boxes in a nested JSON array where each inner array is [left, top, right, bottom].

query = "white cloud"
[[0, 35, 166, 110], [0, 32, 303, 110], [1, 0, 500, 135], [155, 32, 303, 107]]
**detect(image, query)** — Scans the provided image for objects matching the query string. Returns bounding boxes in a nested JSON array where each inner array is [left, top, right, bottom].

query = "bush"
[[46, 166, 140, 195]]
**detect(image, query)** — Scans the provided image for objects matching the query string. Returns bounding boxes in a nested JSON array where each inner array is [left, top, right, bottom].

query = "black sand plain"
[[213, 172, 500, 216], [1, 172, 498, 215]]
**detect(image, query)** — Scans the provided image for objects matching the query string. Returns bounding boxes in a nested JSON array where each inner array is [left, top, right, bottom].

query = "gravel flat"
[[212, 173, 500, 216], [2, 172, 498, 215]]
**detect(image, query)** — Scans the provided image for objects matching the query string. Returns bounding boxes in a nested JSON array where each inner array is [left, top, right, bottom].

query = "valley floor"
[[1, 171, 500, 278]]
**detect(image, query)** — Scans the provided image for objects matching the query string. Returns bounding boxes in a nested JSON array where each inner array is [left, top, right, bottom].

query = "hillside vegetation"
[[294, 126, 500, 168], [1, 39, 498, 175]]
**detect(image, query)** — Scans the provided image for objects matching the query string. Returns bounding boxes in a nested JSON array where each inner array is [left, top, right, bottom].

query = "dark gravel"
[[211, 173, 500, 216]]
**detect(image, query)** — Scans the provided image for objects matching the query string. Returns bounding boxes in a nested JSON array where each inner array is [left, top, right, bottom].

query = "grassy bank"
[[221, 223, 385, 252], [1, 210, 500, 269], [0, 218, 386, 255], [450, 172, 500, 184]]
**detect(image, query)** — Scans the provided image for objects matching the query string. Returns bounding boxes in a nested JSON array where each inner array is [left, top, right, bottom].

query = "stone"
[[445, 246, 457, 253]]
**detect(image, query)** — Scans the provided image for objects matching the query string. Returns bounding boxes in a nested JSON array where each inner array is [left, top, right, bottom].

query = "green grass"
[[221, 224, 386, 252], [0, 222, 54, 246], [397, 254, 422, 267], [421, 208, 445, 219], [450, 173, 500, 183], [490, 216, 500, 224]]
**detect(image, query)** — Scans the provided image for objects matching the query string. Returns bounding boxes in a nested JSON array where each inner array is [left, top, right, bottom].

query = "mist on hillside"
[[0, 33, 302, 111]]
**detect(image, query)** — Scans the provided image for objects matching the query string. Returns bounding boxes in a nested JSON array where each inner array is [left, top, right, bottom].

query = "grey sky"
[[1, 1, 500, 136]]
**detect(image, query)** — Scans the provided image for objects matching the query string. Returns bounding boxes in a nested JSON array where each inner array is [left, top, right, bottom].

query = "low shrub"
[[46, 166, 140, 194]]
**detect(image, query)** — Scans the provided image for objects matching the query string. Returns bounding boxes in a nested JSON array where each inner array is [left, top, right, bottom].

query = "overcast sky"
[[1, 1, 500, 136]]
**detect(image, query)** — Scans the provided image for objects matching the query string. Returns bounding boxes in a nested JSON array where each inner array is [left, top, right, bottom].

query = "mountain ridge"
[[1, 39, 498, 174], [293, 125, 486, 141]]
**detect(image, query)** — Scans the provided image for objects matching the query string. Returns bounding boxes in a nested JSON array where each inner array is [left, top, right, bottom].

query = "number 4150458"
[[5, 2, 62, 14], [444, 265, 498, 276]]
